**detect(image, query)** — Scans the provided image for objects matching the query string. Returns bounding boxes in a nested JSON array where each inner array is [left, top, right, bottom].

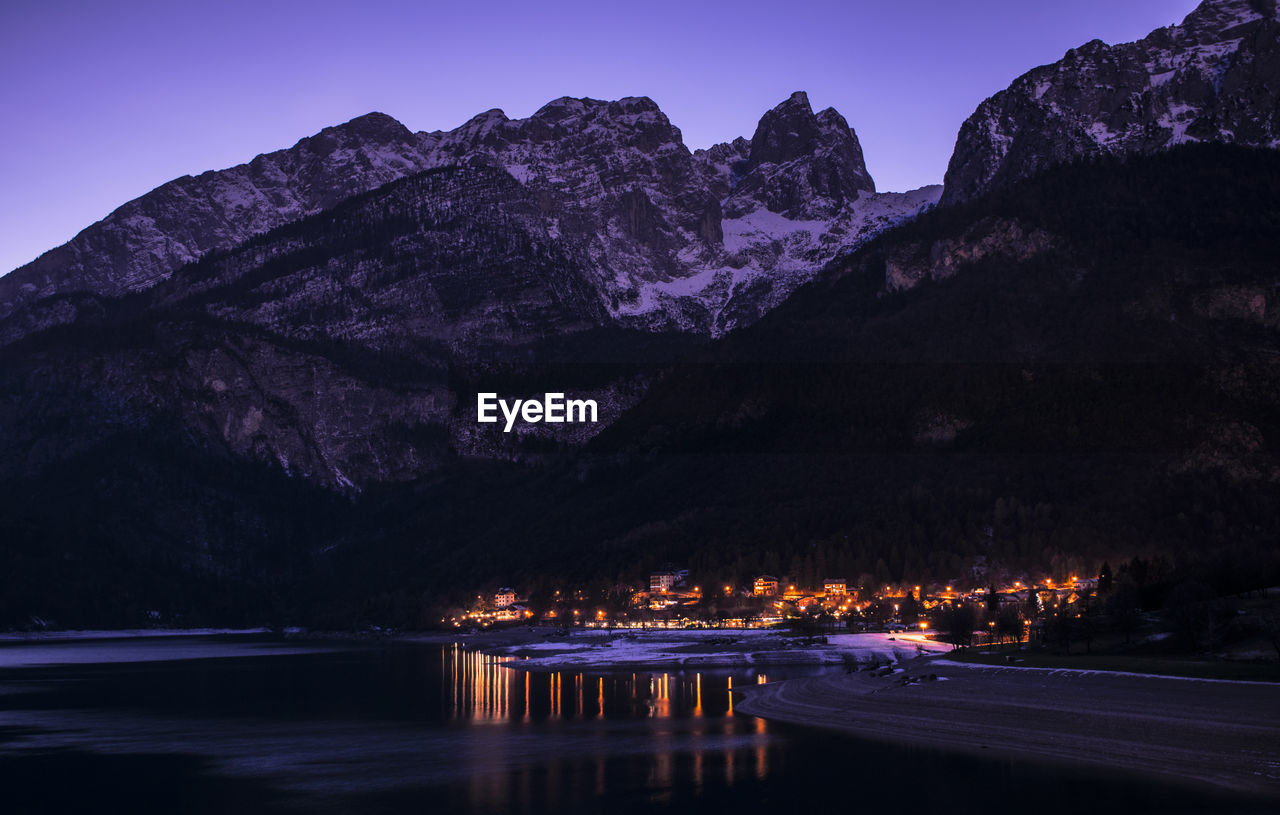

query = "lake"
[[0, 636, 1270, 813]]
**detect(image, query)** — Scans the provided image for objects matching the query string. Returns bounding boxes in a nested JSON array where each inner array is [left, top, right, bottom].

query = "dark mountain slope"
[[0, 424, 351, 628], [342, 145, 1280, 608]]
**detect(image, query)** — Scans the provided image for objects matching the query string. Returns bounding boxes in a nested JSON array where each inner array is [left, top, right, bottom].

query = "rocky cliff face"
[[942, 0, 1280, 204], [727, 90, 875, 219], [684, 92, 939, 334], [1, 93, 939, 338]]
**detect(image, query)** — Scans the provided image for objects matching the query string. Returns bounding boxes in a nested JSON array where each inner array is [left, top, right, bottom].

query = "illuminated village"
[[447, 566, 1106, 649]]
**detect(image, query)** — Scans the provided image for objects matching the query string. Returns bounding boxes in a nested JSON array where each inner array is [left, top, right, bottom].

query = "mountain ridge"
[[941, 0, 1280, 204], [1, 93, 938, 339]]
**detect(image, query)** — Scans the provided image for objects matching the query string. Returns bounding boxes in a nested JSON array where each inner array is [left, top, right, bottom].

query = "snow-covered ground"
[[492, 630, 950, 671]]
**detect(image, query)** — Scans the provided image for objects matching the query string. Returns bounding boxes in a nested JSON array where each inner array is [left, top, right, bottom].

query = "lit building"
[[650, 571, 680, 593], [494, 588, 516, 608], [495, 603, 529, 622], [753, 575, 779, 597], [823, 579, 847, 596]]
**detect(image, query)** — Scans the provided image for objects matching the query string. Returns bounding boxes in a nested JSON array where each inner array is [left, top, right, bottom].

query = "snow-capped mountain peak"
[[942, 0, 1280, 204], [1179, 0, 1277, 39]]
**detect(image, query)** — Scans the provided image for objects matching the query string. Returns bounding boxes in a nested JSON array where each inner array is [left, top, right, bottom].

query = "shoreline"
[[0, 627, 278, 643], [0, 627, 945, 673], [734, 659, 1280, 799], [6, 627, 1276, 684], [474, 628, 949, 671]]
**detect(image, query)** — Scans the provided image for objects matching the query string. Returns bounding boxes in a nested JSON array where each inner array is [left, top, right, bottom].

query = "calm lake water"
[[0, 636, 1271, 814]]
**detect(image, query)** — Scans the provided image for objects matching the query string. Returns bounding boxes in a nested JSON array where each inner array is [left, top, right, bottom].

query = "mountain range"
[[1, 0, 1278, 627], [0, 90, 937, 340]]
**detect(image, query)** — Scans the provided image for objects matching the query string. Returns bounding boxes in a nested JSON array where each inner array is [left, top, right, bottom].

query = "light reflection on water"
[[436, 643, 775, 804], [0, 640, 802, 813]]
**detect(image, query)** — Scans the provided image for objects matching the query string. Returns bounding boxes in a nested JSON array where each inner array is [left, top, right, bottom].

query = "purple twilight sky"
[[1, 0, 1201, 276]]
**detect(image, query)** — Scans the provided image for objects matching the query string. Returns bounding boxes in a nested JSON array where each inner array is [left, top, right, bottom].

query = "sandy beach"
[[735, 659, 1280, 798]]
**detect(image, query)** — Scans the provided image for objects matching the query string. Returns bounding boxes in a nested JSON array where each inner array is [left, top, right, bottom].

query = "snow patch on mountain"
[[615, 185, 941, 334], [720, 208, 828, 253]]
